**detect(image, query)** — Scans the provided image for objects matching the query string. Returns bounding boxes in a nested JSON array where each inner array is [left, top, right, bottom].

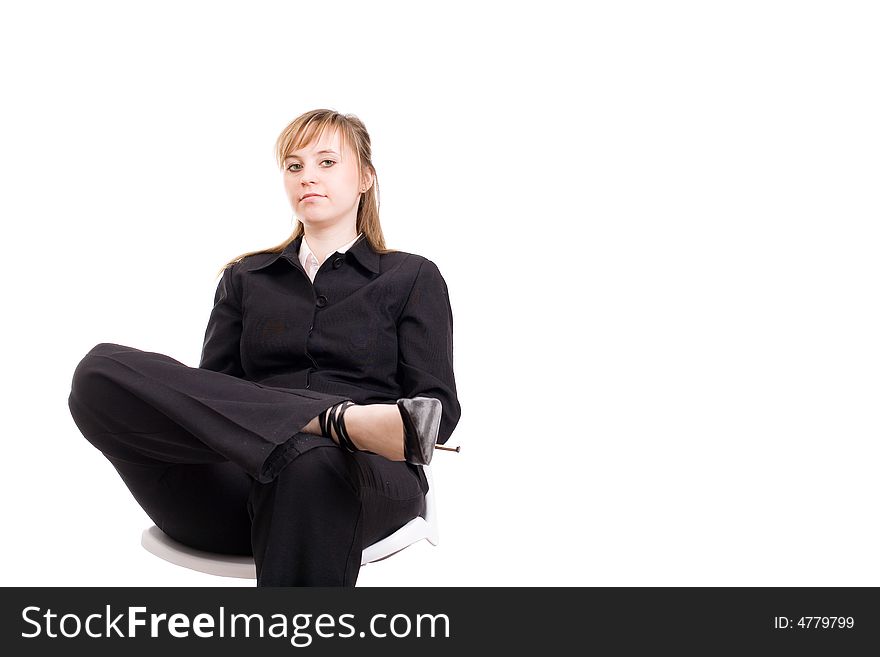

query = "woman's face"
[[282, 127, 370, 231]]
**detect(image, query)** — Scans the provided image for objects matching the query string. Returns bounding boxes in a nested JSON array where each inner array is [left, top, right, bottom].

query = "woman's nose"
[[299, 163, 320, 182]]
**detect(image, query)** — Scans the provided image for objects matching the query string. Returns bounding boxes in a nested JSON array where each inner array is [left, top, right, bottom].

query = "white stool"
[[141, 463, 440, 579]]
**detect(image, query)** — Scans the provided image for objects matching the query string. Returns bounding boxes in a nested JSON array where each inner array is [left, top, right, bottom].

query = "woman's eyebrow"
[[284, 149, 339, 160]]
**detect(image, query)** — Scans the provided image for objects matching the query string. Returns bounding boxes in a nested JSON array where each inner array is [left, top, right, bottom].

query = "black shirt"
[[198, 233, 461, 446]]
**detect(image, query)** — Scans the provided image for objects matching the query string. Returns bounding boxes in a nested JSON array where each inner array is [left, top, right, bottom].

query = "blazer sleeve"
[[396, 258, 462, 444], [198, 262, 246, 378]]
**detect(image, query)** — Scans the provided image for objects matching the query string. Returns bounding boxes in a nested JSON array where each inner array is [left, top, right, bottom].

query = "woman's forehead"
[[289, 126, 347, 157]]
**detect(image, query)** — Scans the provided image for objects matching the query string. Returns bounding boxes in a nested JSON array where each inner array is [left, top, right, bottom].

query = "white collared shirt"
[[298, 233, 362, 282]]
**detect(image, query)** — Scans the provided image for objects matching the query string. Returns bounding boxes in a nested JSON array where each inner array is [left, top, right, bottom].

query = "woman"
[[67, 108, 462, 587]]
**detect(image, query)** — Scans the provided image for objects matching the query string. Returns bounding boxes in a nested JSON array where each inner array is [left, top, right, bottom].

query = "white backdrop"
[[1, 0, 879, 587]]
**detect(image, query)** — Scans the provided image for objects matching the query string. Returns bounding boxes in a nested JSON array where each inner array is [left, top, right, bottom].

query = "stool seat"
[[141, 463, 440, 579]]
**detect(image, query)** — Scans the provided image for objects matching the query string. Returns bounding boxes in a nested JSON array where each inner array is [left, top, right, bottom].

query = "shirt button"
[[315, 295, 328, 308], [332, 256, 344, 269]]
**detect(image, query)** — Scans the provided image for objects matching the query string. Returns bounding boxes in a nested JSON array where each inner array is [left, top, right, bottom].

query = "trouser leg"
[[66, 341, 345, 554], [249, 446, 427, 587], [68, 374, 255, 553], [68, 341, 426, 583], [67, 342, 350, 481]]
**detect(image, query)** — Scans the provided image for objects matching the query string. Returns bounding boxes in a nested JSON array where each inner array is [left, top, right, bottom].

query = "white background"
[[1, 0, 878, 587]]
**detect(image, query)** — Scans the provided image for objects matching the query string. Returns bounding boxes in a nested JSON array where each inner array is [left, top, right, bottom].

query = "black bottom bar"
[[1, 587, 876, 655]]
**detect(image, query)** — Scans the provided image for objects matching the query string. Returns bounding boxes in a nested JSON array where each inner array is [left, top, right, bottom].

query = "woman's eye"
[[286, 160, 335, 171]]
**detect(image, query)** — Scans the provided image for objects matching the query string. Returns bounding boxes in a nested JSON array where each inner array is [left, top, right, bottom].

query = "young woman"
[[67, 108, 462, 587]]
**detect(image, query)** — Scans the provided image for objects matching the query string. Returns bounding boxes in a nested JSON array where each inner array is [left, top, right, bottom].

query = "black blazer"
[[198, 233, 461, 451]]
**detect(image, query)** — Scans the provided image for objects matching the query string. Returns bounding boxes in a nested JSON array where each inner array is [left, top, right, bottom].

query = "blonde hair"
[[216, 108, 396, 277]]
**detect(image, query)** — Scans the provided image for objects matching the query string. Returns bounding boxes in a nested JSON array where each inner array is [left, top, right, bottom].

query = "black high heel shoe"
[[318, 397, 454, 466], [397, 396, 442, 466]]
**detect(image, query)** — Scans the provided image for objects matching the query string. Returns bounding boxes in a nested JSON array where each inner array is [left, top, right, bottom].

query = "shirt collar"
[[243, 232, 381, 275], [298, 232, 362, 271]]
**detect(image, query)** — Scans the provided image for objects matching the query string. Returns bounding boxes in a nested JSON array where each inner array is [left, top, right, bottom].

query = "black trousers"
[[67, 343, 427, 587]]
